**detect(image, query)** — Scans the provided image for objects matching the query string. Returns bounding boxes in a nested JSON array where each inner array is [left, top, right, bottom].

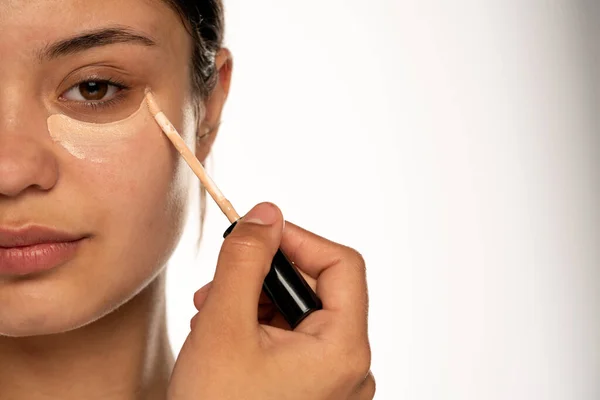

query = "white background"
[[166, 1, 600, 399]]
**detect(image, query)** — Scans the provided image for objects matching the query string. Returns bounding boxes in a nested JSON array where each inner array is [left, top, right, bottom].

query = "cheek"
[[95, 130, 189, 294], [53, 116, 191, 295], [47, 102, 192, 240], [65, 122, 190, 322], [77, 125, 190, 239]]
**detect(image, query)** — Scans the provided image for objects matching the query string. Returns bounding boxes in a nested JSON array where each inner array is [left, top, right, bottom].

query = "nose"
[[0, 120, 59, 198]]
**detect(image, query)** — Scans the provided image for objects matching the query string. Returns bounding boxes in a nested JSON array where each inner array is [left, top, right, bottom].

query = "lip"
[[0, 226, 87, 276]]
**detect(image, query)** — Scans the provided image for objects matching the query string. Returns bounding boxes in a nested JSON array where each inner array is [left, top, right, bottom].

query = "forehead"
[[0, 0, 181, 53]]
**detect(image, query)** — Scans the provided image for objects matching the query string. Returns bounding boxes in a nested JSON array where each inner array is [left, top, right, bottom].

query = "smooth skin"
[[0, 1, 373, 399]]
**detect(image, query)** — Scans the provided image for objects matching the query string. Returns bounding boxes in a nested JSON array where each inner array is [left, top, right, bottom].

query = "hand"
[[168, 202, 375, 400]]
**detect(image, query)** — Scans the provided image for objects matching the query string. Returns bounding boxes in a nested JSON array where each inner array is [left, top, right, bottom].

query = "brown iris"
[[78, 81, 108, 101]]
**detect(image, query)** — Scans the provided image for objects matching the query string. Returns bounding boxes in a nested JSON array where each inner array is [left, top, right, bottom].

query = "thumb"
[[201, 202, 284, 333]]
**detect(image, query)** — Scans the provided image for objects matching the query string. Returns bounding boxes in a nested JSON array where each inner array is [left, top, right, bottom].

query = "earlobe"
[[195, 122, 220, 162], [196, 125, 212, 141]]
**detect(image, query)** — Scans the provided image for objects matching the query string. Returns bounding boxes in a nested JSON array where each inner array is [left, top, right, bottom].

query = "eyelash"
[[62, 77, 131, 111]]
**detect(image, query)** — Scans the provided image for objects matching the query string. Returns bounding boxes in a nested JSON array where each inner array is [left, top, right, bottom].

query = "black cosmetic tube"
[[223, 221, 323, 329]]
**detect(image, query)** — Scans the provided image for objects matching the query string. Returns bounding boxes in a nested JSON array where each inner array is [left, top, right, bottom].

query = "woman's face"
[[0, 0, 207, 336]]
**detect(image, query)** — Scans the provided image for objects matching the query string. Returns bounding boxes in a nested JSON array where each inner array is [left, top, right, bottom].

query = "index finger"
[[280, 222, 354, 278], [281, 222, 368, 336]]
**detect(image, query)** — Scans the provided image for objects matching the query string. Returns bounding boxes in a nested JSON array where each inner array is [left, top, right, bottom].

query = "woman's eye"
[[62, 81, 120, 102]]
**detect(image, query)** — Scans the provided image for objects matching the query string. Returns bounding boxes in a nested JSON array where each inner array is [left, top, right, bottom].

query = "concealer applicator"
[[144, 89, 322, 329]]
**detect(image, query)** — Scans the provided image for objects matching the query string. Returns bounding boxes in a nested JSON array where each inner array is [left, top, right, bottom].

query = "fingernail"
[[244, 202, 279, 226]]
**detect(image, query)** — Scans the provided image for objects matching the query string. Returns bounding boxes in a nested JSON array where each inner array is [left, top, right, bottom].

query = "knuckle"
[[343, 246, 367, 271], [363, 373, 376, 399], [340, 344, 372, 384], [338, 247, 368, 290], [193, 282, 213, 309], [193, 291, 207, 308], [193, 291, 202, 304], [355, 346, 372, 377]]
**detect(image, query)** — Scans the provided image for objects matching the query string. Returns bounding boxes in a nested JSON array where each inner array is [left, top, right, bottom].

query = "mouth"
[[0, 225, 88, 276]]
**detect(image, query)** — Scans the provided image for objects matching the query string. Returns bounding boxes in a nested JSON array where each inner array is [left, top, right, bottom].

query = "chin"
[[0, 273, 159, 339], [0, 248, 169, 339], [0, 281, 124, 338], [0, 303, 102, 338]]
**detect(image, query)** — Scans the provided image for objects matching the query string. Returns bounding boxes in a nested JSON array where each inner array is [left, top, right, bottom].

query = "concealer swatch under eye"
[[46, 100, 152, 163]]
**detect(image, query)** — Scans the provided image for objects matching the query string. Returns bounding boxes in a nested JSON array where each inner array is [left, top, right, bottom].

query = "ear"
[[196, 48, 233, 162]]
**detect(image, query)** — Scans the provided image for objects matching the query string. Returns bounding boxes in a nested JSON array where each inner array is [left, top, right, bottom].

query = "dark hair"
[[162, 0, 225, 100]]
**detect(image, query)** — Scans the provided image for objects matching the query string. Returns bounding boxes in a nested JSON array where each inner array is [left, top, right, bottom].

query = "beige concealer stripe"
[[46, 100, 151, 162]]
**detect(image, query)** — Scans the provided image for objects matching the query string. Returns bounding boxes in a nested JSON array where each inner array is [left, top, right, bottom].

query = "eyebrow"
[[40, 26, 156, 61]]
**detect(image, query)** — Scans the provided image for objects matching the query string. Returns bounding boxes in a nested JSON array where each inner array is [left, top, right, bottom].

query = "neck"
[[0, 271, 174, 400]]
